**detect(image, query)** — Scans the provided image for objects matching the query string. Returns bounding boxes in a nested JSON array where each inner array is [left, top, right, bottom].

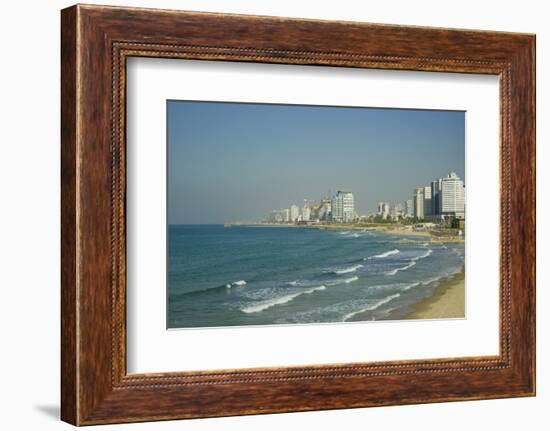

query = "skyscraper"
[[405, 199, 413, 218], [383, 202, 390, 219], [414, 187, 425, 219], [283, 208, 290, 222], [377, 202, 389, 219], [331, 191, 355, 223], [439, 172, 465, 219], [431, 178, 442, 217], [423, 186, 432, 218], [301, 204, 311, 222], [290, 205, 299, 222], [319, 198, 332, 221]]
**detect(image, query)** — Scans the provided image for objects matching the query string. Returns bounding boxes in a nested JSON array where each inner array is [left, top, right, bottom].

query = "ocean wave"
[[385, 249, 433, 276], [401, 281, 421, 291], [385, 261, 417, 276], [333, 264, 363, 274], [343, 293, 401, 321], [225, 280, 247, 288], [342, 276, 359, 284], [368, 249, 400, 259], [171, 280, 248, 298], [240, 285, 326, 314], [339, 231, 350, 235], [416, 249, 433, 260], [323, 276, 360, 287]]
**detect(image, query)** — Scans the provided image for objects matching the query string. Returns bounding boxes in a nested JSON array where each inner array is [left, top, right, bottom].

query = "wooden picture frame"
[[61, 4, 535, 425]]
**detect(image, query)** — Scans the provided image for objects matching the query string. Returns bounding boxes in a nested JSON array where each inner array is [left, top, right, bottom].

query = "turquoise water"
[[167, 225, 465, 328]]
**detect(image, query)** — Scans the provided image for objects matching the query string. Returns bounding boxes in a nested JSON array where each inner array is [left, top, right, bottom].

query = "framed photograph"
[[61, 4, 535, 425]]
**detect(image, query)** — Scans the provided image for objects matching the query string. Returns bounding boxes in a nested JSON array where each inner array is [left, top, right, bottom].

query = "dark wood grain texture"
[[60, 4, 535, 425]]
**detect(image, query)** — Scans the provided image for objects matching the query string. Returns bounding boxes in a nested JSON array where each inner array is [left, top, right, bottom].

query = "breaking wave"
[[333, 264, 363, 274], [368, 249, 400, 259], [241, 285, 327, 314], [225, 280, 247, 288], [343, 293, 401, 321], [385, 249, 433, 276]]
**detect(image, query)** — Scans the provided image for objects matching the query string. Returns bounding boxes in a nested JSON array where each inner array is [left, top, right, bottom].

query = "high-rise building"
[[382, 202, 390, 220], [389, 203, 403, 221], [301, 204, 311, 222], [290, 205, 299, 222], [431, 178, 442, 217], [269, 209, 288, 223], [439, 172, 465, 219], [413, 187, 425, 219], [319, 198, 332, 221], [377, 202, 389, 219], [405, 199, 413, 217], [423, 186, 432, 217], [331, 191, 355, 223], [414, 185, 432, 219]]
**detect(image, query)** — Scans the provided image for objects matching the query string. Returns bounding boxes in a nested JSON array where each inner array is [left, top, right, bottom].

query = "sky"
[[167, 100, 465, 224]]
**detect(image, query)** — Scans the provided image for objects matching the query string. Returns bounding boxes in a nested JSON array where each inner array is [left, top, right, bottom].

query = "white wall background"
[[0, 0, 546, 429]]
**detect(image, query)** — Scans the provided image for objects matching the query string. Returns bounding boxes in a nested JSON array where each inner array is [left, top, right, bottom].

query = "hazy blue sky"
[[167, 101, 465, 224]]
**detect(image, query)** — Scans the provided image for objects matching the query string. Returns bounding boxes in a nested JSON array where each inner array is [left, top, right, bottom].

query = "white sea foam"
[[339, 231, 350, 235], [225, 280, 247, 288], [416, 249, 433, 260], [385, 249, 433, 275], [325, 276, 360, 287], [385, 261, 417, 276], [368, 249, 400, 259], [241, 285, 326, 314], [342, 293, 401, 321], [286, 280, 299, 286], [401, 281, 421, 291], [334, 264, 363, 274], [343, 276, 359, 284]]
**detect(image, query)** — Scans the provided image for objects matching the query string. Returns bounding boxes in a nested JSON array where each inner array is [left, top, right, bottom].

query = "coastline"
[[403, 268, 465, 320], [239, 222, 464, 244]]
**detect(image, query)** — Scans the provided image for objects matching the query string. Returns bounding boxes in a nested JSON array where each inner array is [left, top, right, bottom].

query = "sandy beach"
[[244, 223, 464, 244], [403, 268, 465, 320]]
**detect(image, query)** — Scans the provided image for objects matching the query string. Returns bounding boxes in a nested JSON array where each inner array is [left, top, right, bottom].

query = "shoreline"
[[238, 222, 464, 244], [402, 268, 465, 320]]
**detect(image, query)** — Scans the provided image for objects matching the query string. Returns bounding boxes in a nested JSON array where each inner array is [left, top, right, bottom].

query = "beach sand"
[[247, 223, 464, 244], [403, 268, 465, 320]]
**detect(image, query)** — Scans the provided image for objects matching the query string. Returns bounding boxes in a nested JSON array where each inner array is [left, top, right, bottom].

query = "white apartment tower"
[[413, 187, 425, 219], [331, 191, 355, 223], [301, 204, 311, 222], [377, 202, 390, 219], [290, 205, 300, 222], [382, 202, 390, 220], [319, 198, 332, 221], [405, 199, 413, 218], [439, 172, 465, 219], [423, 186, 432, 217]]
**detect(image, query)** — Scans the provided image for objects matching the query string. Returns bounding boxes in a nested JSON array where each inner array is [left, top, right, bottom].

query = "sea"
[[167, 224, 465, 329]]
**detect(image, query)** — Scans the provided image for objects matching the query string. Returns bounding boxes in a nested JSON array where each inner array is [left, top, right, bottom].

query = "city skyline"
[[265, 170, 465, 225], [168, 100, 465, 224]]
